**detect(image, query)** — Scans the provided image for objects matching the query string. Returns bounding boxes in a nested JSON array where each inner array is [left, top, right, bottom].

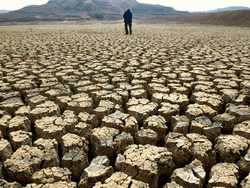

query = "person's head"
[[127, 9, 130, 12]]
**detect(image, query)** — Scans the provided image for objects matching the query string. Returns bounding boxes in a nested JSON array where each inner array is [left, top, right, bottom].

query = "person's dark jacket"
[[123, 9, 132, 22]]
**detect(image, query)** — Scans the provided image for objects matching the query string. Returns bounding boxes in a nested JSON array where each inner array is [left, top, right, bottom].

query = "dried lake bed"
[[0, 22, 250, 187]]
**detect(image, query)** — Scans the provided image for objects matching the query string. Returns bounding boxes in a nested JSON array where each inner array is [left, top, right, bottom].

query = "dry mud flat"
[[0, 23, 250, 187]]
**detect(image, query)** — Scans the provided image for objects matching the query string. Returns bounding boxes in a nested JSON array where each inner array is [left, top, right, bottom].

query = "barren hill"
[[148, 10, 250, 27], [0, 0, 188, 23], [201, 6, 250, 13], [0, 10, 9, 14]]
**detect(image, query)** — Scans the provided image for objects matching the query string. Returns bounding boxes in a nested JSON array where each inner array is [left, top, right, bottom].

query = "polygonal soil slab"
[[9, 130, 32, 151], [190, 116, 222, 142], [93, 172, 150, 188], [8, 116, 31, 133], [29, 101, 60, 124], [61, 133, 89, 156], [0, 139, 13, 162], [31, 167, 72, 184], [237, 148, 250, 174], [233, 120, 250, 140], [67, 93, 93, 114], [4, 145, 45, 183], [135, 128, 157, 145], [171, 159, 206, 188], [143, 115, 168, 143], [165, 132, 192, 167], [25, 181, 77, 188], [0, 97, 25, 116], [127, 99, 158, 124], [186, 133, 216, 169], [208, 162, 239, 188], [226, 104, 250, 123], [163, 92, 189, 112], [213, 113, 236, 133], [61, 149, 89, 181], [185, 103, 217, 121], [171, 115, 190, 135], [35, 116, 67, 144], [33, 138, 60, 168], [190, 92, 223, 113], [214, 134, 250, 163], [158, 102, 180, 123], [101, 110, 138, 136], [78, 156, 113, 188], [116, 144, 175, 188], [90, 127, 119, 158]]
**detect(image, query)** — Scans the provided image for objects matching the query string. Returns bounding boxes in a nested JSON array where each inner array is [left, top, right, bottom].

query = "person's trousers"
[[125, 22, 132, 34]]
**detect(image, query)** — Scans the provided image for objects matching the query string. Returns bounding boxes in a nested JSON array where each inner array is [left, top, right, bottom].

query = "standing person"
[[123, 9, 132, 35]]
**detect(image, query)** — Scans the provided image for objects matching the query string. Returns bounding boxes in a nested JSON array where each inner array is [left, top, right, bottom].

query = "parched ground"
[[0, 22, 250, 188]]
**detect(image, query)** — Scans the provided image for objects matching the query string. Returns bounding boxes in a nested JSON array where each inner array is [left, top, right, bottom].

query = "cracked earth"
[[0, 22, 250, 187]]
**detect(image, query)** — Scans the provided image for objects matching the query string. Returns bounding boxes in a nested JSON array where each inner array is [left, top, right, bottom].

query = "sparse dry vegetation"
[[0, 22, 250, 188]]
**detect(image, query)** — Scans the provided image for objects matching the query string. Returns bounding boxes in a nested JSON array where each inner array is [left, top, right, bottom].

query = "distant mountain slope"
[[0, 10, 9, 14], [202, 6, 250, 13], [0, 0, 188, 23], [132, 3, 186, 15], [148, 10, 250, 27]]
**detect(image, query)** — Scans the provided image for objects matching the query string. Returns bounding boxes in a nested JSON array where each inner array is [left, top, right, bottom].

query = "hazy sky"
[[1, 0, 250, 12]]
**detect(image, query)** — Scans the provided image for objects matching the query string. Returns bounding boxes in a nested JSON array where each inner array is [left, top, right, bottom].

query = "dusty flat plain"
[[0, 22, 250, 188]]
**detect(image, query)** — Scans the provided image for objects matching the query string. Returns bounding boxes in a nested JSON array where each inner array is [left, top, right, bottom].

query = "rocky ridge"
[[0, 0, 188, 23]]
